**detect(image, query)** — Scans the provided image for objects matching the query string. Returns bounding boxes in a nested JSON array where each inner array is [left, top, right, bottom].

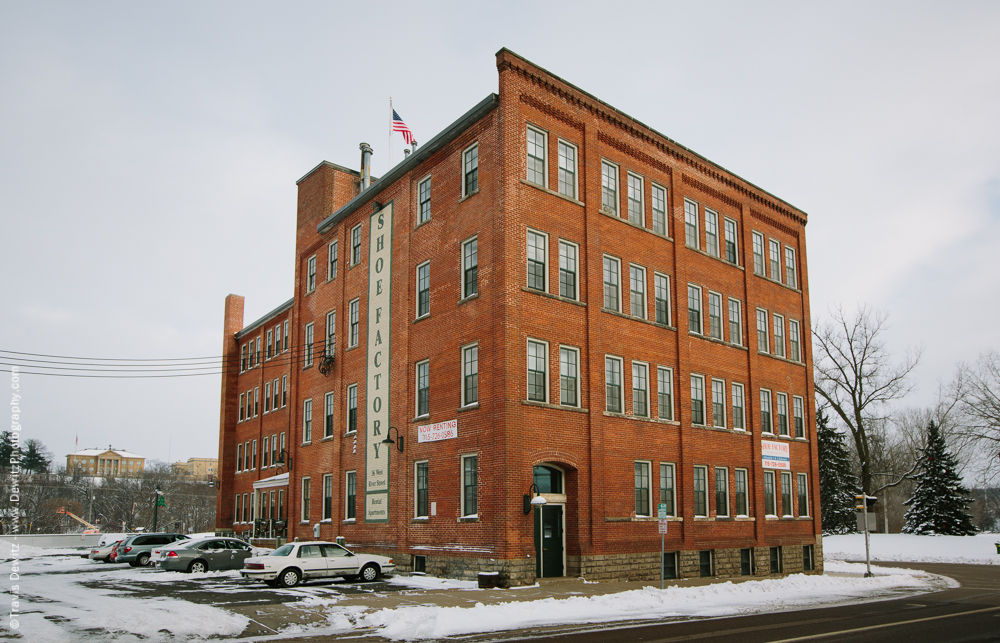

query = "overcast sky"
[[2, 2, 998, 466]]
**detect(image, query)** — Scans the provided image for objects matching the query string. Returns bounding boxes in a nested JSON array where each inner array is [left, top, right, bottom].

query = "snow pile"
[[388, 575, 479, 590], [0, 540, 86, 558], [351, 566, 948, 640], [824, 533, 1000, 565]]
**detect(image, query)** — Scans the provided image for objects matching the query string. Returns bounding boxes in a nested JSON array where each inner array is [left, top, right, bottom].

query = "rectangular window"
[[724, 218, 738, 264], [652, 184, 667, 235], [281, 375, 287, 407], [526, 126, 546, 186], [603, 255, 621, 311], [741, 548, 753, 575], [304, 322, 314, 367], [559, 346, 579, 407], [256, 338, 261, 366], [322, 474, 333, 521], [328, 240, 338, 279], [347, 384, 357, 433], [629, 264, 646, 318], [254, 388, 259, 416], [770, 546, 782, 574], [326, 311, 336, 357], [274, 325, 281, 357], [715, 467, 729, 517], [705, 208, 719, 257], [605, 356, 622, 413], [558, 240, 578, 300], [688, 284, 703, 334], [735, 468, 749, 516], [462, 237, 478, 298], [659, 463, 676, 516], [785, 247, 797, 288], [462, 455, 478, 517], [654, 273, 671, 326], [235, 495, 240, 523], [349, 299, 359, 347], [306, 255, 316, 293], [798, 473, 809, 517], [351, 224, 362, 266], [527, 339, 548, 403], [756, 309, 769, 353], [416, 360, 430, 417], [302, 399, 312, 443], [236, 443, 243, 472], [463, 344, 479, 407], [693, 465, 708, 517], [781, 471, 793, 516], [416, 261, 430, 318], [634, 461, 651, 517], [418, 177, 431, 224], [760, 389, 773, 433], [773, 314, 786, 358], [283, 320, 289, 351], [700, 550, 713, 577], [764, 471, 776, 516], [324, 392, 335, 438], [244, 393, 251, 421], [777, 393, 789, 436], [627, 173, 643, 225], [243, 441, 250, 470], [301, 477, 311, 522], [346, 471, 356, 520], [732, 383, 746, 430], [632, 362, 649, 417], [264, 382, 271, 413], [239, 393, 245, 422], [657, 367, 674, 421], [789, 320, 801, 362], [240, 345, 247, 372], [793, 396, 805, 438], [266, 330, 273, 360], [558, 140, 576, 199], [463, 144, 478, 196], [601, 160, 618, 214], [712, 379, 726, 428], [752, 232, 765, 275], [663, 552, 678, 580], [526, 229, 547, 291], [768, 239, 781, 281], [708, 291, 722, 339], [691, 374, 705, 425], [803, 545, 814, 571], [726, 299, 742, 347], [684, 199, 699, 248], [415, 461, 429, 518]]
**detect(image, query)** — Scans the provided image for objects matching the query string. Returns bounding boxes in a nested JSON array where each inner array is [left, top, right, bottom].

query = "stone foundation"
[[393, 553, 536, 587]]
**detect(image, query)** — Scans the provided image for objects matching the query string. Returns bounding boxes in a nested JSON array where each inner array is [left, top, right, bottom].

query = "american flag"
[[392, 109, 414, 145]]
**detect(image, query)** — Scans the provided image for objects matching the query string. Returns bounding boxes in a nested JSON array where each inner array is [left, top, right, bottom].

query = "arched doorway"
[[532, 464, 566, 578]]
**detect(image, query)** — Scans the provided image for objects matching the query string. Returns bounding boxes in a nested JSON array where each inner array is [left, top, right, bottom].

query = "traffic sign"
[[658, 503, 667, 520], [658, 519, 669, 534]]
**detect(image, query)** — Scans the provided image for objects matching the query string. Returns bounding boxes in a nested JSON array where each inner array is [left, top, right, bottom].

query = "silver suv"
[[116, 533, 189, 567]]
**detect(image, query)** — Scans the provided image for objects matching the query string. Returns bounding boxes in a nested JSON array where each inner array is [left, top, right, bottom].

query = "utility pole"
[[152, 486, 164, 532]]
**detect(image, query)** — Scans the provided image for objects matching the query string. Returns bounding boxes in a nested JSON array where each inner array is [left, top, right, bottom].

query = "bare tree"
[[813, 305, 922, 495], [955, 350, 1000, 480]]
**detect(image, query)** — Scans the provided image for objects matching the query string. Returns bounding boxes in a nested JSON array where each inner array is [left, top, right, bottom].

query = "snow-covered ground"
[[1, 533, 994, 642], [824, 532, 1000, 566]]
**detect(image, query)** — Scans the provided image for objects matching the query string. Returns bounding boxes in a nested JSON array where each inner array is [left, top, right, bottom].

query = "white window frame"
[[724, 217, 739, 264], [728, 297, 743, 346], [326, 310, 336, 357], [708, 290, 723, 340], [632, 361, 649, 418], [266, 329, 273, 360], [657, 366, 674, 421], [732, 383, 746, 431], [735, 468, 749, 517], [526, 228, 548, 292], [322, 473, 333, 521], [712, 378, 726, 429], [764, 470, 776, 517], [328, 240, 338, 280], [629, 264, 647, 319], [306, 255, 317, 293], [345, 470, 356, 520], [797, 472, 810, 517], [773, 314, 786, 358], [302, 398, 312, 444], [760, 388, 773, 434], [768, 239, 781, 281], [301, 477, 311, 522], [777, 392, 789, 436], [704, 208, 719, 257], [684, 198, 700, 248], [601, 159, 618, 215], [526, 125, 547, 187], [239, 393, 245, 423], [752, 231, 765, 275], [281, 375, 288, 407], [659, 462, 676, 517], [253, 387, 259, 417], [283, 320, 289, 351], [415, 359, 430, 418], [348, 298, 359, 347], [416, 261, 430, 319], [526, 338, 549, 403], [558, 239, 579, 301], [350, 223, 362, 266], [603, 254, 622, 312], [651, 183, 668, 236], [688, 284, 703, 335], [756, 308, 769, 353], [236, 443, 243, 472], [654, 272, 671, 326], [460, 453, 478, 517], [634, 460, 652, 517], [691, 373, 706, 426], [415, 460, 429, 518], [559, 345, 581, 408], [781, 471, 793, 517], [785, 246, 797, 288], [789, 319, 801, 362], [324, 391, 335, 438], [346, 384, 358, 434], [462, 143, 479, 198], [605, 355, 623, 414], [461, 236, 478, 299], [693, 465, 709, 517], [418, 175, 432, 224], [627, 172, 644, 226], [462, 343, 479, 408], [264, 382, 271, 413], [557, 139, 577, 199], [793, 395, 805, 438], [715, 466, 730, 517]]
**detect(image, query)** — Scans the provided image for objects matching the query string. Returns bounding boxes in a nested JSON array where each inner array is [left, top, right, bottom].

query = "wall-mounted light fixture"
[[381, 426, 404, 453], [523, 483, 547, 515]]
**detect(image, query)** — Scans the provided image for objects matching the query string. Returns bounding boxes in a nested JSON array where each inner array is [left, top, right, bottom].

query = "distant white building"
[[66, 447, 145, 477]]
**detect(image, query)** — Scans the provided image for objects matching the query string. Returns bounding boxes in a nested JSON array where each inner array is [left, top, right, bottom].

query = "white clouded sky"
[[1, 1, 998, 463]]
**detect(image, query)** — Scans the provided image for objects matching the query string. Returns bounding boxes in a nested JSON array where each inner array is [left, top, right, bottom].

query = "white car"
[[240, 541, 395, 587]]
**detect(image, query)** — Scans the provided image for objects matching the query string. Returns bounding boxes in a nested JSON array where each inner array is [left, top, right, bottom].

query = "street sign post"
[[658, 503, 667, 589], [855, 494, 877, 577]]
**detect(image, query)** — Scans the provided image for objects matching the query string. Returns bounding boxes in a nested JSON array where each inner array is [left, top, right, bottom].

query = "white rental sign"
[[761, 440, 790, 470], [364, 203, 393, 523], [417, 419, 458, 443]]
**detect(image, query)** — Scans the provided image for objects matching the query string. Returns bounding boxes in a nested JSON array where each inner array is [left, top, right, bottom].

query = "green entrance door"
[[534, 504, 564, 578]]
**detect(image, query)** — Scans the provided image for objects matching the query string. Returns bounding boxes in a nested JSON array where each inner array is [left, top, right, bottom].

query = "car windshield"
[[270, 544, 294, 557]]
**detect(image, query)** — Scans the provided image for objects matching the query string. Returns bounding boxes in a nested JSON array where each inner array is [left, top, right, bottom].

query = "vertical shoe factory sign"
[[365, 202, 393, 522]]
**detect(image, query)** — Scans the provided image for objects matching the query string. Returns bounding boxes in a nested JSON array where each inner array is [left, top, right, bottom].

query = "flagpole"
[[389, 97, 393, 172]]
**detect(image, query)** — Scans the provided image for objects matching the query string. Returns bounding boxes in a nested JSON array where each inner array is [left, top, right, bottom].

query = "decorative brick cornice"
[[682, 173, 741, 210], [750, 207, 799, 238], [499, 53, 807, 227], [519, 93, 583, 131], [597, 131, 670, 175]]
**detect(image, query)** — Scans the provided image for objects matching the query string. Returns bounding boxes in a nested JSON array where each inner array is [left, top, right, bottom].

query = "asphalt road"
[[483, 563, 1000, 643]]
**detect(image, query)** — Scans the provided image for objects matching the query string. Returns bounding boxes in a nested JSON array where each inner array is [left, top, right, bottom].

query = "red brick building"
[[217, 49, 821, 584]]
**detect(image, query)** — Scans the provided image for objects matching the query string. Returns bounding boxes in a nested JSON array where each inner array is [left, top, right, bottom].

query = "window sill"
[[342, 519, 356, 525], [299, 521, 310, 525], [345, 431, 357, 437], [321, 436, 335, 443], [302, 364, 314, 371], [601, 307, 676, 330], [458, 292, 480, 306], [689, 332, 748, 351], [414, 314, 431, 324], [519, 178, 585, 207], [412, 414, 430, 423], [605, 516, 682, 523], [325, 276, 337, 284], [521, 286, 586, 308], [599, 208, 674, 242], [458, 188, 480, 204], [686, 244, 743, 271], [458, 516, 479, 523], [523, 399, 589, 414], [301, 442, 311, 447], [458, 403, 480, 413], [754, 272, 801, 294], [603, 411, 677, 425], [412, 517, 430, 523], [305, 288, 316, 296], [320, 519, 332, 524], [757, 351, 805, 367], [414, 218, 431, 231], [694, 425, 751, 436]]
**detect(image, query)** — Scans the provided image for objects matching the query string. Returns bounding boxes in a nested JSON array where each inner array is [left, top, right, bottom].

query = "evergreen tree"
[[0, 432, 14, 470], [817, 407, 858, 534], [902, 421, 976, 535], [20, 439, 51, 474]]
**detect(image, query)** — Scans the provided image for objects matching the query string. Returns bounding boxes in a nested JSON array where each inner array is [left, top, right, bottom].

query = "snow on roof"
[[69, 449, 145, 459]]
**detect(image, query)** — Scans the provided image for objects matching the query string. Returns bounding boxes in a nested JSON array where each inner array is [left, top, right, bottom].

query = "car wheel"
[[360, 563, 380, 582], [277, 568, 301, 588], [137, 553, 151, 567], [188, 560, 208, 574]]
